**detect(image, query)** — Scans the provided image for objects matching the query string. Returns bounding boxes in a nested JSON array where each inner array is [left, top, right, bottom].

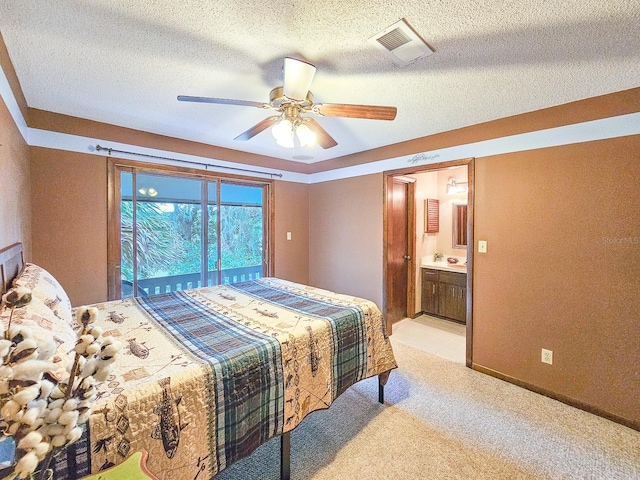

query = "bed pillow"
[[12, 263, 74, 331]]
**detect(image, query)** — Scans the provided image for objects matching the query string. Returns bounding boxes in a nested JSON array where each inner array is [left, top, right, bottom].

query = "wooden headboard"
[[0, 243, 24, 295]]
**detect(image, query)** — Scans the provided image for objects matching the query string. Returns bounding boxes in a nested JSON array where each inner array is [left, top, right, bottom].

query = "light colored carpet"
[[215, 339, 640, 479]]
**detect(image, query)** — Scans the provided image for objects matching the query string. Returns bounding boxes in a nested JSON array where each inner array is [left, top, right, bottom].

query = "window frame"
[[107, 158, 274, 300]]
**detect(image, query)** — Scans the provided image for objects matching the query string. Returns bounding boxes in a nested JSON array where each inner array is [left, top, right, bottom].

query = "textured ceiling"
[[1, 1, 639, 163]]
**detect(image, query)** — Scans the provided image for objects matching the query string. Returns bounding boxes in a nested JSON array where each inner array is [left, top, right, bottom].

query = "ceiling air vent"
[[369, 19, 434, 67]]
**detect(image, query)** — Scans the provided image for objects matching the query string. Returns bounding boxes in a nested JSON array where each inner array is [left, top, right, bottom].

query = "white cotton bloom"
[[7, 326, 33, 342], [78, 410, 92, 424], [34, 441, 50, 460], [31, 418, 44, 430], [58, 410, 79, 426], [7, 421, 21, 436], [49, 384, 66, 399], [14, 450, 39, 479], [17, 431, 43, 451], [45, 407, 63, 423], [39, 379, 55, 399], [0, 339, 13, 358], [75, 307, 99, 327], [11, 360, 56, 382], [10, 338, 38, 363], [88, 326, 103, 339], [63, 399, 79, 412], [48, 398, 65, 410], [36, 338, 57, 360], [80, 358, 99, 378], [2, 287, 32, 309], [13, 385, 40, 406], [85, 343, 101, 356], [21, 406, 41, 426], [93, 365, 111, 382], [74, 335, 94, 355], [80, 376, 95, 389], [51, 434, 67, 448], [66, 426, 83, 444], [1, 399, 22, 420], [45, 424, 64, 437]]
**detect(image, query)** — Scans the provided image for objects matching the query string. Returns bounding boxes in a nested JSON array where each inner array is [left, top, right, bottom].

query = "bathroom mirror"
[[452, 203, 468, 248]]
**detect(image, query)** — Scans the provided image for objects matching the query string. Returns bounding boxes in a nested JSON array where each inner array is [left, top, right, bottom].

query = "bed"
[[0, 243, 397, 479]]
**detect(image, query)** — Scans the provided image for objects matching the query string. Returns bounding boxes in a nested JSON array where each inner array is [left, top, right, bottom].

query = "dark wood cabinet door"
[[421, 280, 439, 314], [421, 269, 439, 315], [454, 286, 467, 322]]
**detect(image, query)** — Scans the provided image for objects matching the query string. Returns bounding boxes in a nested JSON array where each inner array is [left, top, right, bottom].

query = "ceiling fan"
[[177, 57, 397, 149]]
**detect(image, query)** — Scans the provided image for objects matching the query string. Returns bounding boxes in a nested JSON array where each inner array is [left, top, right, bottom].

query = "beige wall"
[[309, 174, 384, 309], [0, 96, 31, 259], [273, 180, 309, 284], [30, 148, 108, 306], [473, 135, 640, 425]]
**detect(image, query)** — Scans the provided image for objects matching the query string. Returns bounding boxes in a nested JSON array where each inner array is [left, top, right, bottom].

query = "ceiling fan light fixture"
[[272, 118, 294, 147], [283, 57, 316, 101], [296, 122, 316, 146]]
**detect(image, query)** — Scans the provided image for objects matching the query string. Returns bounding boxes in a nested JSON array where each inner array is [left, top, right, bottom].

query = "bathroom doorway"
[[383, 158, 474, 367]]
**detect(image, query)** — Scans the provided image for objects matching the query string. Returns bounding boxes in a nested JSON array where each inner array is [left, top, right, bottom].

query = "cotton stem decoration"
[[1, 292, 121, 479]]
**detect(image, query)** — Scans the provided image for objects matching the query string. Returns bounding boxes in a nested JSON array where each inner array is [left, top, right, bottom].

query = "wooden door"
[[386, 177, 413, 328]]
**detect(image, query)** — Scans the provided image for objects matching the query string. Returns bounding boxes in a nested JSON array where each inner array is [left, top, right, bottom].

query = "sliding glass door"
[[110, 163, 270, 300]]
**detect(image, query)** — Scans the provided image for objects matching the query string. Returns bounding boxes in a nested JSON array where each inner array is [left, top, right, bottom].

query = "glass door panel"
[[123, 172, 203, 296], [220, 182, 264, 284]]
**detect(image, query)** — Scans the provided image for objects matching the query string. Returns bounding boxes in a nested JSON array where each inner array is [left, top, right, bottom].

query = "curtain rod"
[[93, 144, 283, 178]]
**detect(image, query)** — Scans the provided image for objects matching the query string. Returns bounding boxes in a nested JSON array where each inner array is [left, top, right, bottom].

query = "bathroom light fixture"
[[447, 178, 468, 195]]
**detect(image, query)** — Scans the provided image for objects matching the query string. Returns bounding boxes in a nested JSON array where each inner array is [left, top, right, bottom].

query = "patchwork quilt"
[[52, 278, 397, 479]]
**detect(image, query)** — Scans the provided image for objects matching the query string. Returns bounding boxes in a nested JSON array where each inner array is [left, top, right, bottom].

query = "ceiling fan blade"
[[304, 118, 338, 149], [315, 103, 397, 121], [177, 95, 266, 108], [283, 57, 316, 101], [234, 116, 281, 141]]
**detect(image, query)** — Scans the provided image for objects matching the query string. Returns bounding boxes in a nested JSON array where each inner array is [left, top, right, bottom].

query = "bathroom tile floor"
[[391, 315, 466, 364]]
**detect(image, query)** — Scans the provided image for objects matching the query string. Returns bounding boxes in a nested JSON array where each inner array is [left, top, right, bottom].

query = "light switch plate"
[[286, 232, 292, 240], [478, 240, 488, 253]]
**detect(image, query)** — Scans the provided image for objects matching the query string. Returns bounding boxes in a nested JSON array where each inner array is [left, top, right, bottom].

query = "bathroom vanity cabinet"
[[421, 268, 467, 323]]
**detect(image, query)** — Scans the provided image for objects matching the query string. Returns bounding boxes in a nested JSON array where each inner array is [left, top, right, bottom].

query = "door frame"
[[383, 158, 475, 367]]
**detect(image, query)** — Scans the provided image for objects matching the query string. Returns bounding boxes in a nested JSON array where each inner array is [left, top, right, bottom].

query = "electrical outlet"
[[541, 348, 553, 365]]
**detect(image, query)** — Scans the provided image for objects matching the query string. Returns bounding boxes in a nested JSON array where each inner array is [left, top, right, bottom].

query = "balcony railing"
[[123, 265, 263, 297]]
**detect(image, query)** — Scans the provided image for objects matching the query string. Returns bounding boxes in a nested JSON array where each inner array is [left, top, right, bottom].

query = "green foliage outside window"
[[121, 200, 263, 280]]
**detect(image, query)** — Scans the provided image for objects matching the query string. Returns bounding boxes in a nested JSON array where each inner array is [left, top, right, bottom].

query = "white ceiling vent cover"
[[369, 19, 433, 67]]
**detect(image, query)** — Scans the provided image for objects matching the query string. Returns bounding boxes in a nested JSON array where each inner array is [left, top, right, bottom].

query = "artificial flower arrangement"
[[0, 286, 121, 479]]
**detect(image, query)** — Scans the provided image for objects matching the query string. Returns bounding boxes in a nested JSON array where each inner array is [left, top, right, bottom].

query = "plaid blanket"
[[137, 289, 284, 471]]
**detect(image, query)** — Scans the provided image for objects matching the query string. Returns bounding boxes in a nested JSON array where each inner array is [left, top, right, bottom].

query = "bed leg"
[[280, 431, 290, 480], [378, 370, 391, 404]]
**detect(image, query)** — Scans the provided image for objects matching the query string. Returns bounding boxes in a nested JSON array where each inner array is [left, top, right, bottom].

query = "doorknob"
[[403, 255, 411, 260]]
